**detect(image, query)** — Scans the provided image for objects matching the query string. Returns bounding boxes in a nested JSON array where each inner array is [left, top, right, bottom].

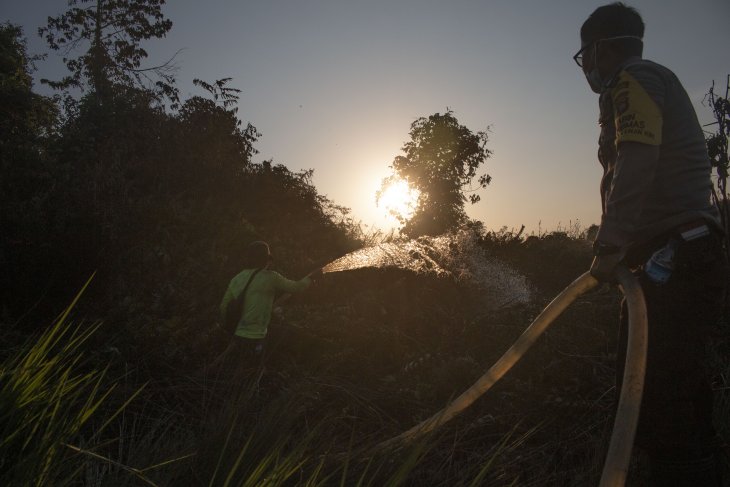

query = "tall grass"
[[6, 229, 683, 485], [0, 275, 113, 485], [0, 286, 523, 487]]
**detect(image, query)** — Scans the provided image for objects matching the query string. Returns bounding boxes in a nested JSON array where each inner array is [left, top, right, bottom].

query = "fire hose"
[[377, 266, 648, 487]]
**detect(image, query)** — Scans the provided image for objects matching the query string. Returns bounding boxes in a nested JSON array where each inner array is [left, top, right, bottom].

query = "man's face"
[[579, 37, 631, 78], [574, 38, 609, 93], [580, 41, 597, 75]]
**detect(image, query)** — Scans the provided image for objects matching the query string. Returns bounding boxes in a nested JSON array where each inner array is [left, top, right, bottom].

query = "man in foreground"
[[575, 3, 727, 484]]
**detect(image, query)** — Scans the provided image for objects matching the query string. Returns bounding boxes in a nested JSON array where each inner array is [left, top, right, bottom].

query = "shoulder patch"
[[611, 70, 662, 145]]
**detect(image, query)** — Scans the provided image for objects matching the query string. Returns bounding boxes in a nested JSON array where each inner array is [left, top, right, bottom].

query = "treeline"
[[0, 22, 362, 365]]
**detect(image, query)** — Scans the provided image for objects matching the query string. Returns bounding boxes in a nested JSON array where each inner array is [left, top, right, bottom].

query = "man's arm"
[[273, 272, 312, 294], [596, 142, 661, 247], [592, 66, 664, 281], [592, 142, 661, 282]]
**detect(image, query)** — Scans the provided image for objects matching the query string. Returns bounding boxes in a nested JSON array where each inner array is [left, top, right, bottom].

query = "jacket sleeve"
[[273, 272, 312, 294], [596, 142, 661, 246], [596, 65, 664, 248]]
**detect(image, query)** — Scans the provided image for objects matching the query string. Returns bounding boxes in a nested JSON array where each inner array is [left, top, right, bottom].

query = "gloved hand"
[[589, 253, 624, 283]]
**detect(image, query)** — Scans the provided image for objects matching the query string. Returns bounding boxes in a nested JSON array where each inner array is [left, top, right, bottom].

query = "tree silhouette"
[[0, 23, 60, 317], [704, 75, 730, 258], [173, 78, 260, 185], [381, 111, 491, 237], [39, 0, 177, 105]]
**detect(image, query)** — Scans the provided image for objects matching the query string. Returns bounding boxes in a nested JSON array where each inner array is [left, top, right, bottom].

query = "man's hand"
[[590, 253, 624, 283]]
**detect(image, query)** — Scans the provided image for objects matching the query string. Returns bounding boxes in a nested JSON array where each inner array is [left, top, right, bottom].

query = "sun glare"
[[377, 178, 419, 221]]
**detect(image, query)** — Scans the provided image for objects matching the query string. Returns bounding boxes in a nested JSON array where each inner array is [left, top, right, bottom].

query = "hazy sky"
[[4, 0, 729, 234]]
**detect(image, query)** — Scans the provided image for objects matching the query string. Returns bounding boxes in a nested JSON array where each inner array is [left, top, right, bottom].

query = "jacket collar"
[[605, 56, 643, 89]]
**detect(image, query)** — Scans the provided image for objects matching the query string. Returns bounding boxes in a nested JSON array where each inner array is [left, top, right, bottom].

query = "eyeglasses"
[[573, 35, 643, 68], [573, 42, 594, 68]]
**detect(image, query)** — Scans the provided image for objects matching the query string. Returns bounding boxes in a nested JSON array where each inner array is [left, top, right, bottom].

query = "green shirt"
[[220, 269, 311, 339]]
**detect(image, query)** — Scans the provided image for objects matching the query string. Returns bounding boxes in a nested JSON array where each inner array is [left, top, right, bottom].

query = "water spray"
[[310, 242, 646, 485]]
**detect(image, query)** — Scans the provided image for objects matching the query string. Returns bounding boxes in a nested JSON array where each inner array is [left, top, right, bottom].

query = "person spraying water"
[[215, 241, 322, 373]]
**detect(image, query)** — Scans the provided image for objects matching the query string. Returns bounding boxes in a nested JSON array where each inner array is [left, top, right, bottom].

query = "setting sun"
[[377, 178, 420, 222]]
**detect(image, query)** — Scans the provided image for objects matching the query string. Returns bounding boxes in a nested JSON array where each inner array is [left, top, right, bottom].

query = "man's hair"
[[246, 241, 272, 268], [580, 2, 644, 57]]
